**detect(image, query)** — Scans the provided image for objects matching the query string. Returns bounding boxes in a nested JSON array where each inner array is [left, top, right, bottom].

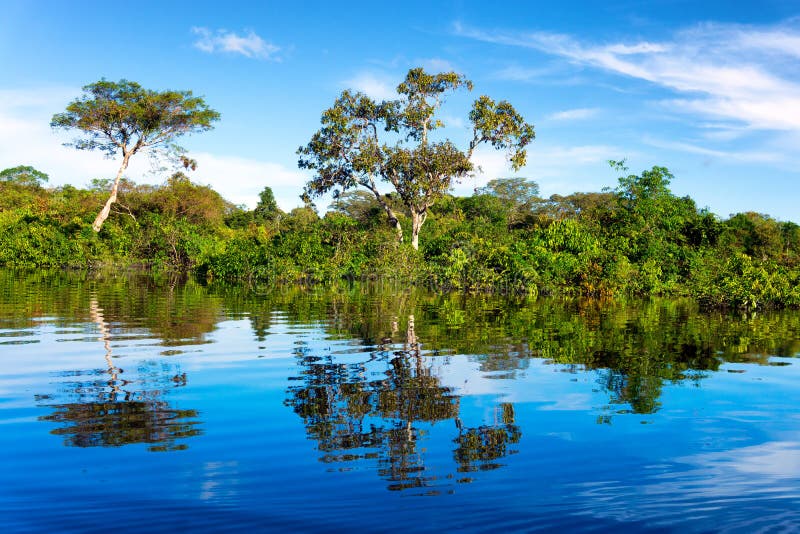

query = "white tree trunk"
[[92, 154, 130, 232], [410, 210, 426, 250], [366, 183, 404, 243]]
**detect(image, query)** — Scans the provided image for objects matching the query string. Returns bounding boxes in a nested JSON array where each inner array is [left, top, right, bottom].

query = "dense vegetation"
[[1, 161, 798, 309]]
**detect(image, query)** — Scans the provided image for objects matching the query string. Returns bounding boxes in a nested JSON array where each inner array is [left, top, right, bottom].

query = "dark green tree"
[[254, 186, 282, 223], [51, 79, 220, 231], [299, 68, 535, 249]]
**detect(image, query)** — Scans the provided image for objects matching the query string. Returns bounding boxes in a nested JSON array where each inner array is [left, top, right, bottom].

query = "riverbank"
[[1, 172, 798, 310]]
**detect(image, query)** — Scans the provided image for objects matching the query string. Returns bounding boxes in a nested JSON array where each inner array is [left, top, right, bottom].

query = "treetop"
[[50, 79, 220, 157], [298, 67, 535, 205], [0, 165, 49, 187]]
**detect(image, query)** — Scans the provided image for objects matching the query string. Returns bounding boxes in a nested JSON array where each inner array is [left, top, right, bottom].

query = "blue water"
[[1, 272, 799, 532]]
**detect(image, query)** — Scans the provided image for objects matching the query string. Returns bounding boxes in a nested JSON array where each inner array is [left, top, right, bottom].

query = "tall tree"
[[51, 79, 220, 231], [254, 186, 282, 223], [298, 68, 535, 249]]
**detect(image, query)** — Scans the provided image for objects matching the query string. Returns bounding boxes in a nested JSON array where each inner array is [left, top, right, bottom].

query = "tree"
[[254, 186, 282, 223], [330, 189, 392, 225], [299, 68, 535, 249], [610, 159, 674, 207], [148, 172, 234, 226], [51, 79, 220, 232], [477, 177, 539, 206], [477, 177, 540, 228], [0, 165, 49, 187]]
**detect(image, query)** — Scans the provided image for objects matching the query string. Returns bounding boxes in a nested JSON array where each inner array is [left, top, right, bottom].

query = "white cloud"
[[642, 136, 784, 164], [0, 87, 307, 212], [190, 152, 307, 210], [451, 143, 621, 197], [546, 107, 600, 121], [191, 27, 280, 60], [343, 72, 396, 100], [456, 21, 800, 132], [417, 57, 456, 72]]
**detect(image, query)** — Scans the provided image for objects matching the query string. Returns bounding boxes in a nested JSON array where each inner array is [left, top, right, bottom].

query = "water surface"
[[1, 270, 799, 532]]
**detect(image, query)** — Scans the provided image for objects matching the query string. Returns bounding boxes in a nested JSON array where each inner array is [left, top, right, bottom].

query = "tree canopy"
[[298, 67, 535, 249], [254, 186, 282, 223], [477, 177, 539, 207], [0, 165, 49, 187], [51, 79, 220, 231]]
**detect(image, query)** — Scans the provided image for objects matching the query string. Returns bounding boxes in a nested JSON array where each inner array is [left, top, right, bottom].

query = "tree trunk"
[[410, 210, 426, 250], [386, 208, 404, 243], [92, 154, 130, 232], [367, 184, 404, 243], [406, 314, 417, 350]]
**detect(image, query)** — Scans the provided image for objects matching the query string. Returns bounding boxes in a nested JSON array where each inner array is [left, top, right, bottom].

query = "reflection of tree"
[[40, 399, 200, 451], [285, 315, 515, 492], [5, 270, 800, 432], [454, 403, 521, 473], [375, 349, 460, 490], [37, 298, 201, 452]]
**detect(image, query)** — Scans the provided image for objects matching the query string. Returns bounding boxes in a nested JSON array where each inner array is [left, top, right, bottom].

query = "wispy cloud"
[[192, 27, 280, 60], [642, 136, 784, 164], [494, 65, 557, 82], [455, 21, 800, 132], [546, 108, 600, 121], [343, 72, 397, 100], [453, 143, 622, 198]]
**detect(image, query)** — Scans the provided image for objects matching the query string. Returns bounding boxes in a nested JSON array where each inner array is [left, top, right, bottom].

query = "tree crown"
[[298, 68, 535, 213], [477, 177, 540, 206], [0, 165, 49, 187], [51, 79, 220, 157]]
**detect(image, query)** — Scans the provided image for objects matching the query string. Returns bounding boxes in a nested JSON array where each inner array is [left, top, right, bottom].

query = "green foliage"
[[144, 172, 233, 227], [51, 79, 220, 157], [253, 186, 282, 223], [0, 158, 797, 309], [694, 253, 800, 310], [0, 165, 49, 187], [298, 67, 535, 249]]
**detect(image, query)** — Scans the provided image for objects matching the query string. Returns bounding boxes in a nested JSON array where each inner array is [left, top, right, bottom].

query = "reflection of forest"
[[285, 315, 521, 491], [2, 271, 798, 451], [36, 295, 201, 452], [264, 286, 799, 417]]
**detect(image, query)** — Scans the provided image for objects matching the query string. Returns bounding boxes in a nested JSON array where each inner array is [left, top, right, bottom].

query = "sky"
[[1, 0, 798, 222]]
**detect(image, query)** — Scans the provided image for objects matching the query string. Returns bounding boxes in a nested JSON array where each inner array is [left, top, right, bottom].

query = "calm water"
[[1, 270, 799, 532]]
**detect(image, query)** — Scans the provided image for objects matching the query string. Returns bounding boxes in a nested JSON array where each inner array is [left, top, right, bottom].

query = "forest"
[[1, 162, 798, 309], [1, 73, 799, 309]]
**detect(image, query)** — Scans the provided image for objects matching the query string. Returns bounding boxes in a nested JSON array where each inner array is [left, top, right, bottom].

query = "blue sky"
[[1, 0, 798, 222]]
